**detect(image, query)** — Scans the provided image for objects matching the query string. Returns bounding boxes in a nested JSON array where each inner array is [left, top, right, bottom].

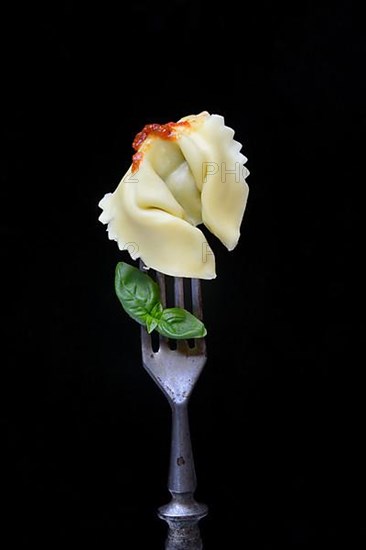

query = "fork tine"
[[191, 278, 203, 320], [139, 258, 147, 270], [174, 277, 185, 308], [139, 260, 153, 357], [156, 271, 167, 308], [173, 277, 189, 352], [155, 271, 170, 351], [140, 325, 153, 359], [191, 278, 206, 354]]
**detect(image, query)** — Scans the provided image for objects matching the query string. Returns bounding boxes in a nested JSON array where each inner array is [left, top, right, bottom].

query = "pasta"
[[98, 111, 249, 279]]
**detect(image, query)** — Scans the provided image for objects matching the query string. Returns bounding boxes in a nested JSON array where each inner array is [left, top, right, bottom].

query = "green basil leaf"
[[146, 316, 159, 334], [115, 262, 207, 339], [115, 262, 161, 325], [150, 302, 163, 319], [157, 308, 207, 340]]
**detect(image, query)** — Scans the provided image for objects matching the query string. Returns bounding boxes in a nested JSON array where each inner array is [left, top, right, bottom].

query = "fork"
[[140, 269, 208, 550]]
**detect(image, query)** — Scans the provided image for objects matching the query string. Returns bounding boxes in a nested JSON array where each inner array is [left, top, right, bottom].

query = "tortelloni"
[[98, 111, 249, 279]]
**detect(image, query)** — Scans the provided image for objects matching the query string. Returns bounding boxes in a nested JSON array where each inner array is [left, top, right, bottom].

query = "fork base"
[[158, 493, 208, 550]]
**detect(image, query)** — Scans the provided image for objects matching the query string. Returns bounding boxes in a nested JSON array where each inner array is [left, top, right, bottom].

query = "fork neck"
[[168, 402, 197, 495]]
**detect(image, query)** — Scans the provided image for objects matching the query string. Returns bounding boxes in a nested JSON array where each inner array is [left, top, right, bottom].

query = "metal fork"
[[140, 270, 208, 550]]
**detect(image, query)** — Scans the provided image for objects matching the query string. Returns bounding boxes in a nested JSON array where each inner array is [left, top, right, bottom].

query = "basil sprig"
[[115, 262, 206, 339]]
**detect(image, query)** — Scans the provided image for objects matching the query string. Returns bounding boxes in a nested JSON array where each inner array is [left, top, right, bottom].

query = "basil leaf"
[[146, 316, 159, 334], [115, 262, 161, 325], [115, 262, 207, 340], [157, 308, 207, 339], [150, 302, 163, 319]]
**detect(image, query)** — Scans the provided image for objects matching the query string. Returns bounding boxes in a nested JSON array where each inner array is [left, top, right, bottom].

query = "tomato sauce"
[[131, 120, 190, 172]]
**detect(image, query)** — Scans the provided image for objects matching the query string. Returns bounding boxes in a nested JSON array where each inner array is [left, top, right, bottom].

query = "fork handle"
[[164, 518, 203, 549], [158, 403, 208, 548]]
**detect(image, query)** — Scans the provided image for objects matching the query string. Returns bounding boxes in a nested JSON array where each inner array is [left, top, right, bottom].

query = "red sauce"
[[131, 120, 190, 172], [131, 151, 143, 172]]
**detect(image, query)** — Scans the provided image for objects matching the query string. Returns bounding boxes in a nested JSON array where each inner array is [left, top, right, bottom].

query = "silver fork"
[[140, 270, 208, 550]]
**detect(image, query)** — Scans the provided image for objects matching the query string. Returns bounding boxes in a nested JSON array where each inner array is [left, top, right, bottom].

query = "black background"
[[2, 1, 365, 547]]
